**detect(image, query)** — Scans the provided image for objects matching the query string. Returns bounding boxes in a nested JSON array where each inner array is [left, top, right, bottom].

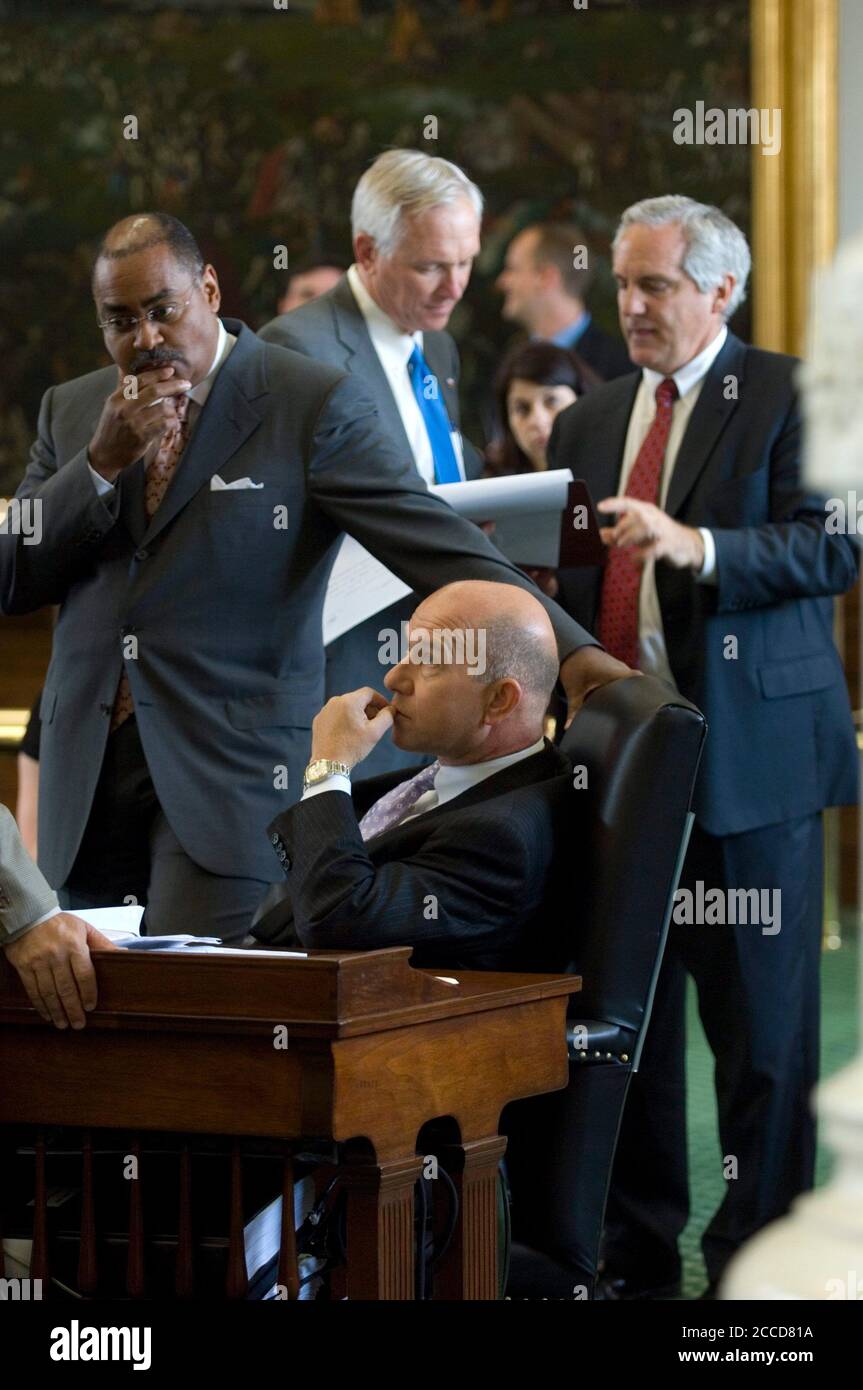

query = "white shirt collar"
[[642, 323, 728, 401], [187, 317, 236, 410], [347, 263, 422, 366], [433, 735, 547, 798]]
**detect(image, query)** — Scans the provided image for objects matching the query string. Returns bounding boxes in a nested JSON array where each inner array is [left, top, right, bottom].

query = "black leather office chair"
[[501, 674, 706, 1299]]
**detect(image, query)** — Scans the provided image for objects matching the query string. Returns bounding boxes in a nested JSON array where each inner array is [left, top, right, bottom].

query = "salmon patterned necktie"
[[596, 377, 678, 670], [110, 396, 190, 733]]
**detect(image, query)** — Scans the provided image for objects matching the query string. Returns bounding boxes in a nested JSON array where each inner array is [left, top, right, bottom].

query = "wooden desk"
[[0, 947, 580, 1300]]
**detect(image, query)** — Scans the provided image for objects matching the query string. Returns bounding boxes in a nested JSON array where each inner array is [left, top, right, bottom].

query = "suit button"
[[134, 548, 149, 562], [270, 832, 281, 847]]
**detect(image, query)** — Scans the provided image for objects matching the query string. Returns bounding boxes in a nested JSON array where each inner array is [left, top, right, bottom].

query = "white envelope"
[[210, 474, 264, 491]]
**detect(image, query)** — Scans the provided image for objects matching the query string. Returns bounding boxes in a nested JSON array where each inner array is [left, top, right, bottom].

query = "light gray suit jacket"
[[0, 803, 57, 944], [259, 275, 484, 480], [1, 320, 594, 886], [259, 276, 485, 773]]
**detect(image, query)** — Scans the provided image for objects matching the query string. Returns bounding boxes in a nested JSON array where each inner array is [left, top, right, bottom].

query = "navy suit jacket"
[[251, 741, 577, 972], [549, 331, 858, 836], [0, 321, 594, 886]]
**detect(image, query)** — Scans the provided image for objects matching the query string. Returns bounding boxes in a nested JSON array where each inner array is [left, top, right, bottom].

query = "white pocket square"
[[210, 475, 264, 491]]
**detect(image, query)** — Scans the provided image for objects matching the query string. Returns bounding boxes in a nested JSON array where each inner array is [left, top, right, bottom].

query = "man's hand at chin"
[[310, 688, 395, 769], [559, 646, 639, 727], [3, 914, 119, 1030]]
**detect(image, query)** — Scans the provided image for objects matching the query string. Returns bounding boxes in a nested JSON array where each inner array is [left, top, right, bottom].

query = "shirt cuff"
[[3, 904, 61, 948], [696, 527, 717, 583], [88, 456, 116, 496], [301, 775, 352, 801], [28, 905, 62, 929]]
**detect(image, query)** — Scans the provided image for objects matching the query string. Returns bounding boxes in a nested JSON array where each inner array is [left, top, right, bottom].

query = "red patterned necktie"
[[110, 396, 190, 732], [596, 377, 678, 669]]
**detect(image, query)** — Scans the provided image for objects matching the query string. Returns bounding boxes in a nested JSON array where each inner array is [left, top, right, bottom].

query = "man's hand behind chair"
[[4, 914, 119, 1030]]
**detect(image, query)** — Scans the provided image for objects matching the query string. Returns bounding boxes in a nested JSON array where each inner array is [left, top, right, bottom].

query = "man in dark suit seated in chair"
[[250, 580, 577, 971]]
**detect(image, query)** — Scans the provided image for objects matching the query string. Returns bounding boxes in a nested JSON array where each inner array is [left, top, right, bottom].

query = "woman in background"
[[486, 339, 594, 479], [484, 341, 597, 599]]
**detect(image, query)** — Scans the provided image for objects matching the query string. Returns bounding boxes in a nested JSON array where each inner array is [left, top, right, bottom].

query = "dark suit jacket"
[[0, 320, 594, 887], [251, 741, 577, 972], [259, 274, 485, 775], [575, 320, 633, 382], [549, 331, 858, 837]]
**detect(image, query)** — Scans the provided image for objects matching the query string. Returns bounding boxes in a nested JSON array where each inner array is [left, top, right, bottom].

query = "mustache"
[[128, 348, 187, 375]]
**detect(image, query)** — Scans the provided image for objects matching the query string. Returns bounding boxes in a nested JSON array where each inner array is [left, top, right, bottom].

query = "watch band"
[[303, 758, 351, 790]]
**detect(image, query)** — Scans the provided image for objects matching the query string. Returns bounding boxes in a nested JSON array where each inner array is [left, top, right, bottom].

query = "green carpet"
[[679, 935, 859, 1299]]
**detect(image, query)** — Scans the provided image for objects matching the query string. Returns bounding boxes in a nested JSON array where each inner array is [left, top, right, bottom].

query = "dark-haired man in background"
[[497, 222, 633, 382], [0, 211, 628, 950]]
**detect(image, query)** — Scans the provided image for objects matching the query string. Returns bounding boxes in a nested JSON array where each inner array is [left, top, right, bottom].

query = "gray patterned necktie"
[[358, 761, 440, 842]]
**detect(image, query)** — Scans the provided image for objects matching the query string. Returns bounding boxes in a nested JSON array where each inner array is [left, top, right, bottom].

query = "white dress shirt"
[[619, 325, 727, 688], [346, 264, 465, 487], [88, 317, 237, 497], [302, 736, 547, 823]]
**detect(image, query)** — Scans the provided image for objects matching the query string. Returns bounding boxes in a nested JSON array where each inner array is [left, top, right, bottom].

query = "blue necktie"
[[407, 344, 461, 484]]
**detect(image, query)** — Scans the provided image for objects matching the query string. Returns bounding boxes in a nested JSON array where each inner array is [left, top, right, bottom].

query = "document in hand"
[[322, 469, 595, 643]]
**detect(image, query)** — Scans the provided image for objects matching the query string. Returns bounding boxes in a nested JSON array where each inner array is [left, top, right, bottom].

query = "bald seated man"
[[251, 581, 578, 971]]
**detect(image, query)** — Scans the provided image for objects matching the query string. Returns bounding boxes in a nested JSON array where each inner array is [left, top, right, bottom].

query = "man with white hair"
[[549, 194, 858, 1298], [259, 149, 489, 773]]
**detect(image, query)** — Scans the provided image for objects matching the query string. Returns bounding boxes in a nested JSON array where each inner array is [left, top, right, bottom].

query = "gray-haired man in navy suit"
[[548, 195, 858, 1297]]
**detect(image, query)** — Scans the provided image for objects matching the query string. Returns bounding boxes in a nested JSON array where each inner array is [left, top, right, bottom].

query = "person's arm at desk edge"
[[0, 805, 118, 1029]]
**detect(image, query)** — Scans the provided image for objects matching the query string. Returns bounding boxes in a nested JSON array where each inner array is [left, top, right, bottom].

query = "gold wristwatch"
[[303, 758, 351, 791]]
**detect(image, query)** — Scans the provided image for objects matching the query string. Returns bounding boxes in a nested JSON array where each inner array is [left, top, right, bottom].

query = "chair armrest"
[[566, 1018, 636, 1064]]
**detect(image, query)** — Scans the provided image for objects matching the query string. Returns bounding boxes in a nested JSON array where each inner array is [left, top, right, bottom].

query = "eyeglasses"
[[96, 288, 197, 336]]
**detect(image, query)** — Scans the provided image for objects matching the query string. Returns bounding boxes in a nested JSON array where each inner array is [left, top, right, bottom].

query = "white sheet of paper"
[[72, 905, 145, 939], [431, 469, 573, 520], [322, 470, 574, 642], [323, 534, 412, 644]]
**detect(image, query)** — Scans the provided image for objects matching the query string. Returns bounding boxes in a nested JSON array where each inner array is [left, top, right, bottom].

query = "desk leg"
[[433, 1135, 508, 1300], [341, 1153, 423, 1300]]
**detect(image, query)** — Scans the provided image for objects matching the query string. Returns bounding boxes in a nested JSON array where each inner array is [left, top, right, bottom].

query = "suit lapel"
[[140, 321, 266, 547], [576, 374, 640, 501], [425, 333, 459, 427], [664, 333, 746, 517], [332, 278, 414, 457], [362, 743, 565, 849]]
